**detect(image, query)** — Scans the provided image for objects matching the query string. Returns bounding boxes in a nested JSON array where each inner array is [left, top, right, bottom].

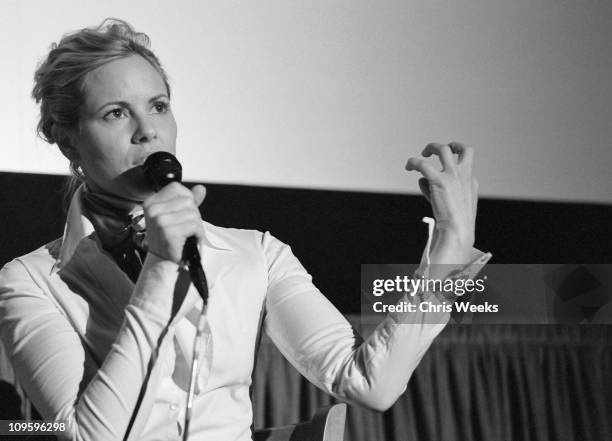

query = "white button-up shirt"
[[0, 186, 490, 441]]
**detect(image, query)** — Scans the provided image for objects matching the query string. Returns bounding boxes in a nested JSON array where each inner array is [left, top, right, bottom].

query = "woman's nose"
[[131, 116, 157, 144]]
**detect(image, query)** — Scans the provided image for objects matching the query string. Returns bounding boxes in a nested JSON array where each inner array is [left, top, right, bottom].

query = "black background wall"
[[1, 171, 610, 314]]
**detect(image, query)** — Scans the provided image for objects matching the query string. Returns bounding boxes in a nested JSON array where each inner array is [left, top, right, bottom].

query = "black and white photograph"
[[0, 1, 610, 440]]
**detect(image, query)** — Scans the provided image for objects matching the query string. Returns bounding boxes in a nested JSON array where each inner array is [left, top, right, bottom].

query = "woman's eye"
[[153, 101, 169, 113], [104, 108, 126, 120]]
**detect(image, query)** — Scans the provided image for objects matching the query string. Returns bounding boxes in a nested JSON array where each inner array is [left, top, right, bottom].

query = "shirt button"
[[170, 404, 178, 411]]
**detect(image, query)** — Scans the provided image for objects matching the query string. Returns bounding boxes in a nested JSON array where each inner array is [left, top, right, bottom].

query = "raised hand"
[[406, 142, 478, 265]]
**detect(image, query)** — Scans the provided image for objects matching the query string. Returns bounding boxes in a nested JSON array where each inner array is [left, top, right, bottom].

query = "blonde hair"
[[32, 18, 171, 200]]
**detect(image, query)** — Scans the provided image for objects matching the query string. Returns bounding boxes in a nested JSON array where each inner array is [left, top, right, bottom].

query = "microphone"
[[142, 151, 183, 191], [143, 151, 209, 304]]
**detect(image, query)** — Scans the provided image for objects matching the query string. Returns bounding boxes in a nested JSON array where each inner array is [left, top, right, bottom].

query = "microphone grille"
[[143, 151, 183, 191]]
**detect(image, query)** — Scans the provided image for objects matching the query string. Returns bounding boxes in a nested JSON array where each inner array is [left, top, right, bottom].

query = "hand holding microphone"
[[142, 152, 209, 302]]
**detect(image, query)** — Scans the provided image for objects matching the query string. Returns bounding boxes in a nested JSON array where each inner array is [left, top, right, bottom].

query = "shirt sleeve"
[[261, 230, 491, 412], [0, 253, 190, 441]]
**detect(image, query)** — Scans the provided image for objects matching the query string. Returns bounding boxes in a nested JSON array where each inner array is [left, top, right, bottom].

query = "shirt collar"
[[52, 184, 232, 274]]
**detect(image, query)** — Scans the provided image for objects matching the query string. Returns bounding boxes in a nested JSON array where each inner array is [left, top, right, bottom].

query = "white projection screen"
[[1, 1, 611, 204]]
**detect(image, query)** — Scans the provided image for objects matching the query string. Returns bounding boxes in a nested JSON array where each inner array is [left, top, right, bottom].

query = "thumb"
[[418, 178, 431, 202], [191, 184, 207, 207]]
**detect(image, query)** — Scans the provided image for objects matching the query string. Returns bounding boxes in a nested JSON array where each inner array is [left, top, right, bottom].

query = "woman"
[[0, 19, 490, 441]]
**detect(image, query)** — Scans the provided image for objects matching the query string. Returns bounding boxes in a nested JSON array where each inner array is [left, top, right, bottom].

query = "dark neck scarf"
[[81, 187, 147, 283]]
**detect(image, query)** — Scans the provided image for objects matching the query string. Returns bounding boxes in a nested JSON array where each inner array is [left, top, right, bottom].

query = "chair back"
[[253, 403, 346, 441]]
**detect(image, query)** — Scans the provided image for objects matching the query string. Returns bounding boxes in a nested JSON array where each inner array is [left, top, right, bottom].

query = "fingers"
[[405, 157, 439, 180], [418, 177, 431, 202], [422, 143, 456, 172], [407, 141, 473, 180], [144, 183, 206, 215], [145, 195, 195, 217], [449, 141, 474, 169], [143, 182, 189, 207], [156, 210, 202, 228], [191, 184, 207, 207], [161, 219, 205, 242]]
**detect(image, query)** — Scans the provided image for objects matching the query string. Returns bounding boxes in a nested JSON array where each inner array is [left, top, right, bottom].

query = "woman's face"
[[71, 54, 177, 200]]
